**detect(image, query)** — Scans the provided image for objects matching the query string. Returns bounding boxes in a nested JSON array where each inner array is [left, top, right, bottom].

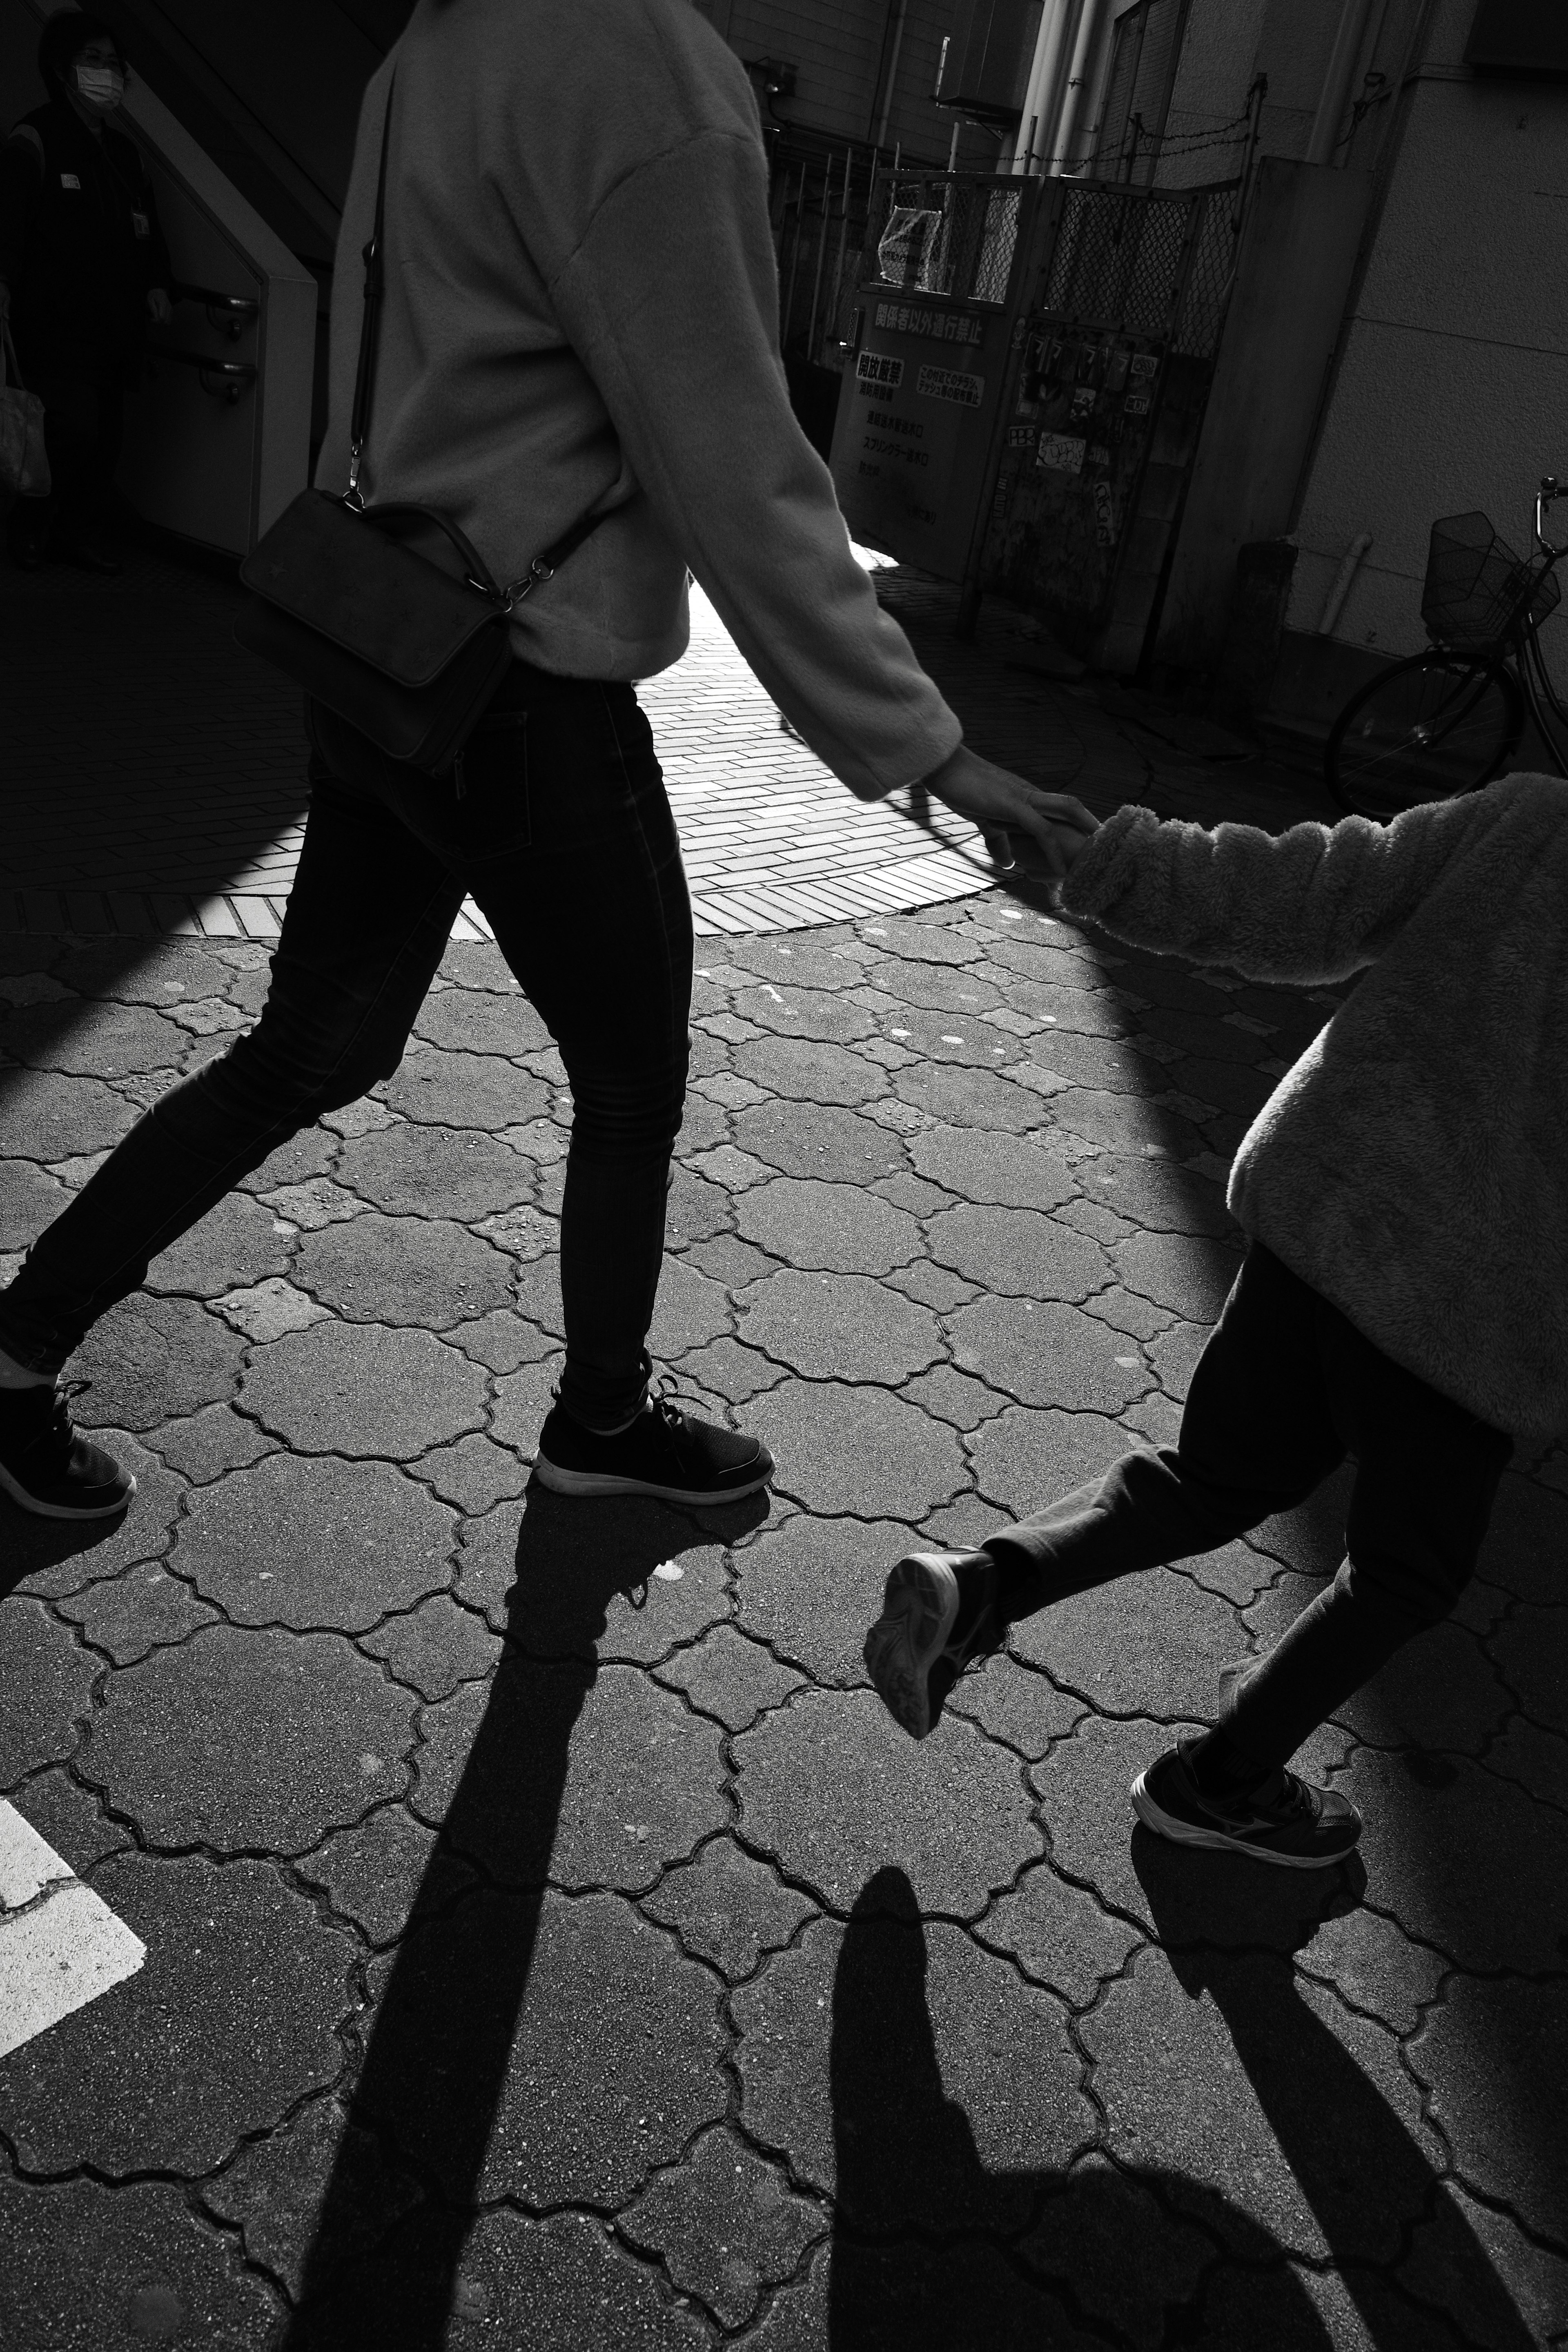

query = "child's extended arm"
[[1054, 788, 1493, 988]]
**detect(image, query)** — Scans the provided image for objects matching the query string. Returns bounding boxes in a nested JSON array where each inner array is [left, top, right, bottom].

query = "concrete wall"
[[1286, 0, 1568, 697]]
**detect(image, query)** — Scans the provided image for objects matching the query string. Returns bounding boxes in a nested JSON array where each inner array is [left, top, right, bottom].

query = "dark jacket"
[[0, 98, 172, 382]]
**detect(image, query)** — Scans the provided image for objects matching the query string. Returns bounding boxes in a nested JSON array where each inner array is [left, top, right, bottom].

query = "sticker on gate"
[[915, 364, 984, 408], [855, 350, 905, 391], [1037, 433, 1086, 474]]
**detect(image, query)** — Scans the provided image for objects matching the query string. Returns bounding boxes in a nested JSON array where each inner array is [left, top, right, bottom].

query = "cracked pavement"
[[3, 880, 1566, 2351]]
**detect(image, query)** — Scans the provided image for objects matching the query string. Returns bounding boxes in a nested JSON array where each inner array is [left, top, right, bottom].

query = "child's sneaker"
[[1131, 1736, 1361, 1869], [532, 1382, 772, 1506], [0, 1379, 136, 1519], [864, 1549, 1005, 1740]]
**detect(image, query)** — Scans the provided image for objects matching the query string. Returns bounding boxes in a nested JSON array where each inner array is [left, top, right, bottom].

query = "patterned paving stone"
[[453, 1494, 732, 1658], [641, 1836, 817, 1980], [0, 1067, 137, 1160], [0, 1597, 100, 1785], [654, 1624, 805, 1730], [730, 980, 880, 1045], [0, 2178, 283, 2348], [0, 1155, 67, 1250], [735, 1176, 920, 1276], [906, 1125, 1076, 1211], [926, 1202, 1111, 1301], [620, 2125, 826, 2330], [334, 1122, 533, 1221], [1111, 1227, 1244, 1323], [667, 1162, 735, 1248], [733, 1908, 1094, 2226], [1083, 1945, 1446, 2265], [731, 1098, 906, 1183], [415, 1659, 727, 1893], [1332, 1746, 1568, 1972], [1018, 2154, 1220, 2350], [1047, 1084, 1206, 1159], [234, 1124, 338, 1198], [292, 1211, 516, 1329], [1015, 1567, 1249, 1722], [735, 1267, 941, 1383], [1399, 2180, 1568, 2348], [1408, 1978, 1568, 2244], [143, 1189, 292, 1299], [55, 1556, 218, 1665], [648, 1254, 735, 1356], [1477, 1472, 1568, 1607], [731, 1034, 887, 1107], [293, 1804, 477, 1949], [444, 1303, 559, 1374], [408, 1429, 532, 1514], [952, 1296, 1153, 1414], [0, 1851, 353, 2174], [7, 1764, 132, 1876], [0, 997, 189, 1077], [174, 1453, 456, 1630], [1481, 1717, 1568, 1813], [71, 1291, 247, 1432], [359, 1888, 727, 2205], [81, 1624, 415, 1853], [200, 2093, 423, 2302], [241, 1319, 489, 1457], [1078, 1147, 1236, 1235], [150, 1399, 279, 1484], [979, 1862, 1144, 2009], [294, 2205, 709, 2350], [1488, 1602, 1568, 1736], [414, 986, 551, 1057], [891, 1059, 1047, 1131], [945, 1654, 1086, 1757], [735, 1686, 1039, 1916], [969, 1407, 1139, 1529], [380, 1046, 552, 1130], [1295, 1907, 1448, 2038], [734, 1510, 906, 1687], [359, 1593, 499, 1701], [742, 1379, 965, 1518]]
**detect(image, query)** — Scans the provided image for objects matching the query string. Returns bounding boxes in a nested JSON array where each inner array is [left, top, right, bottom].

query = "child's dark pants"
[[984, 1241, 1514, 1768]]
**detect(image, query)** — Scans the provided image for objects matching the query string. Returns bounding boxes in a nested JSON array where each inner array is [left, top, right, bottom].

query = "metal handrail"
[[171, 281, 258, 343], [150, 347, 257, 403]]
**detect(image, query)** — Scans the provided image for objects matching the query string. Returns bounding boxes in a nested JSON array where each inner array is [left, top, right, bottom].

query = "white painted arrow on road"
[[0, 1800, 145, 2058]]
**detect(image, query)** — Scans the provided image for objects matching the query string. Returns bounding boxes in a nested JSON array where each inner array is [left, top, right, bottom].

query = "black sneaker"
[[532, 1381, 773, 1506], [0, 1379, 136, 1519], [1131, 1736, 1362, 1870], [863, 1549, 1004, 1740]]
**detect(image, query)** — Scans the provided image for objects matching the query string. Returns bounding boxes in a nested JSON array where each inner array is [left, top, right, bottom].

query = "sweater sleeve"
[[1058, 785, 1499, 986], [0, 126, 43, 290], [545, 130, 962, 802]]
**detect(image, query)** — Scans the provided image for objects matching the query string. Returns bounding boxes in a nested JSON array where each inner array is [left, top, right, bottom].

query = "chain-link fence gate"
[[981, 176, 1241, 671]]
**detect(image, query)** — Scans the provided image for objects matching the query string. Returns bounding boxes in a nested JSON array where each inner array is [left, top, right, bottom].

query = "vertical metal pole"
[[780, 161, 808, 345], [829, 144, 854, 352], [806, 159, 830, 357], [946, 120, 961, 173]]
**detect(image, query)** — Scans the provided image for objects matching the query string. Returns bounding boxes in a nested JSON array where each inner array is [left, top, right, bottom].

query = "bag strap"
[[340, 64, 620, 605], [344, 70, 397, 511]]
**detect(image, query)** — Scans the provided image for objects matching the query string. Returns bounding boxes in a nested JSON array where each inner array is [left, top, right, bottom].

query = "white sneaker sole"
[[1129, 1766, 1360, 1869], [0, 1459, 137, 1520], [531, 1450, 772, 1506], [863, 1555, 961, 1741]]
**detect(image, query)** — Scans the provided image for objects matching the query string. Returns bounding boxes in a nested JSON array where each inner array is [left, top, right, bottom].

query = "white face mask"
[[74, 62, 125, 110]]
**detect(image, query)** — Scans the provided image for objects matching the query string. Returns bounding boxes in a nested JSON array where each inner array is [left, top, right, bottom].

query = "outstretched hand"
[[920, 743, 1100, 882]]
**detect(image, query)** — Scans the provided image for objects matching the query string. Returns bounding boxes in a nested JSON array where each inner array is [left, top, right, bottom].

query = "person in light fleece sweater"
[[0, 0, 1096, 1523], [866, 770, 1565, 1869]]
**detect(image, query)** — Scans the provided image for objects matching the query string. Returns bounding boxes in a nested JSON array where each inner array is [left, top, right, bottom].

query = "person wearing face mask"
[[0, 11, 172, 572]]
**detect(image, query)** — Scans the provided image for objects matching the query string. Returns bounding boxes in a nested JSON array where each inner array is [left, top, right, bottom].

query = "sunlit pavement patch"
[[0, 1799, 145, 2058]]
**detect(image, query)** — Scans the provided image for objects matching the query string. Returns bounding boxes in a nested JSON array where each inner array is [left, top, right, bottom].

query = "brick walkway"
[[0, 538, 1336, 944]]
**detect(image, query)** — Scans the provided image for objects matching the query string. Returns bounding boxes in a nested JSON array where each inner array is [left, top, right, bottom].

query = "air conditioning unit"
[[933, 0, 1044, 127]]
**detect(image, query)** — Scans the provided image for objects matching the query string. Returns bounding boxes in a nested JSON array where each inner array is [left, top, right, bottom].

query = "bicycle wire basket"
[[1420, 511, 1561, 652]]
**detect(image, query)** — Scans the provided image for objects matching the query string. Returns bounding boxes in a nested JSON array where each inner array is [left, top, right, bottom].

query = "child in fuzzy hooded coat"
[[864, 768, 1565, 1868]]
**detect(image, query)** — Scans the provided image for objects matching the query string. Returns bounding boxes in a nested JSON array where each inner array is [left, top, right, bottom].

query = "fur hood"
[[1060, 770, 1568, 1443]]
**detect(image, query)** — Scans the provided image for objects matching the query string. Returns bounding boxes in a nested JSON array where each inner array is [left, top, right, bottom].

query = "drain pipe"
[[873, 0, 909, 153], [1011, 0, 1088, 176], [1306, 0, 1379, 165], [1318, 533, 1372, 635]]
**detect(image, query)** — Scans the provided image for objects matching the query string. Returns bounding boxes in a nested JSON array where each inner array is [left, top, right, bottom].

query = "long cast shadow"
[[828, 1866, 1335, 2348], [278, 1477, 767, 2346]]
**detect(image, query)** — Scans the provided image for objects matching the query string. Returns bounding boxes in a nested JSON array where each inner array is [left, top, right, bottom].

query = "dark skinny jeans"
[[0, 662, 693, 1432], [986, 1241, 1514, 1769]]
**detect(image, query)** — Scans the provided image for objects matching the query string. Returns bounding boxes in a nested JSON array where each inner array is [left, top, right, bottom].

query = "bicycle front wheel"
[[1325, 651, 1523, 818]]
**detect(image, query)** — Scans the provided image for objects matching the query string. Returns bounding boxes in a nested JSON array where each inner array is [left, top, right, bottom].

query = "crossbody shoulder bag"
[[234, 69, 611, 781]]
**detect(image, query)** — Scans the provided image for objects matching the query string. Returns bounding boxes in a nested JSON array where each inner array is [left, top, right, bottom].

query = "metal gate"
[[982, 176, 1241, 672]]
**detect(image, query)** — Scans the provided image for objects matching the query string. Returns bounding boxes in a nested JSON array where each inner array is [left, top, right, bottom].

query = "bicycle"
[[1325, 479, 1568, 817]]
